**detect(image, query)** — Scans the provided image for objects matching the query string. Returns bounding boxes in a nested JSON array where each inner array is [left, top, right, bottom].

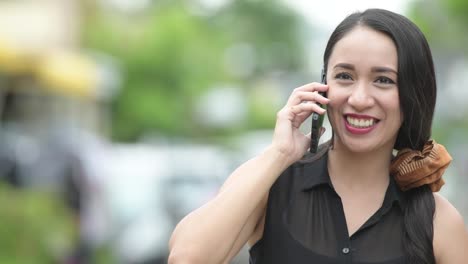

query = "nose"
[[347, 81, 375, 111]]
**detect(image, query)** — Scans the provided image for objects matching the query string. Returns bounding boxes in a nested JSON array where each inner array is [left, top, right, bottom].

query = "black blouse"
[[249, 151, 405, 264]]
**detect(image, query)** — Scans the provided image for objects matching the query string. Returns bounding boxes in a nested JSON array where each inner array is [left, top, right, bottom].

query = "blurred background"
[[0, 0, 466, 263]]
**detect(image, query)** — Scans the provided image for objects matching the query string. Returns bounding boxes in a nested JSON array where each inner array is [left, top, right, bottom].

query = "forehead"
[[328, 26, 398, 71]]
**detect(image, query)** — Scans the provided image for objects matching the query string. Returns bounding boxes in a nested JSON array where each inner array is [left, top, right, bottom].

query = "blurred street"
[[0, 0, 467, 263]]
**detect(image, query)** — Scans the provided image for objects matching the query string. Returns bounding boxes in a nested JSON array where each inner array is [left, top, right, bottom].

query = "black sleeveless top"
[[249, 152, 406, 264]]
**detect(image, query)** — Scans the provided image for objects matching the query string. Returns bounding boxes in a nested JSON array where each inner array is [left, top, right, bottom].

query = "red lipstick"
[[343, 114, 379, 135]]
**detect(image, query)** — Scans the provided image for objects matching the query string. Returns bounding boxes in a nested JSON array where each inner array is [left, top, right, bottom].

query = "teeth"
[[346, 116, 375, 128]]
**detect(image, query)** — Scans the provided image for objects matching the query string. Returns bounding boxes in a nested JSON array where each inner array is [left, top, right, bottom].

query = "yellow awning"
[[0, 38, 37, 74], [35, 51, 99, 99], [0, 37, 100, 99]]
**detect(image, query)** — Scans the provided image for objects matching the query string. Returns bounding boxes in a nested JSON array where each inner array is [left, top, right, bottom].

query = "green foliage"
[[83, 5, 223, 140], [0, 183, 73, 263], [408, 0, 468, 150], [443, 0, 468, 24], [81, 0, 306, 141], [408, 0, 468, 51], [214, 0, 305, 74]]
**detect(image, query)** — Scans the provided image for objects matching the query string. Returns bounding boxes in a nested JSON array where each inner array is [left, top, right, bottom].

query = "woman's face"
[[326, 26, 403, 154]]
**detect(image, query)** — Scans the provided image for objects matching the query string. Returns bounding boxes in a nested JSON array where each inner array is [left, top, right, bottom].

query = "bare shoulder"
[[433, 193, 468, 263]]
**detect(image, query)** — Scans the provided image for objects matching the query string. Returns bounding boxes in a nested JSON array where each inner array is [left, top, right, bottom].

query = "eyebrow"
[[333, 63, 398, 75]]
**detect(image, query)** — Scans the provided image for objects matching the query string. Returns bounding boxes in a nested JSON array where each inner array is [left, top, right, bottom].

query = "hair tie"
[[390, 139, 452, 192]]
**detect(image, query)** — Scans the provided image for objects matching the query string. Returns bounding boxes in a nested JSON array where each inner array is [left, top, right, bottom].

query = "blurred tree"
[[0, 183, 73, 263], [80, 0, 307, 141], [0, 182, 114, 263], [442, 0, 468, 26], [408, 0, 468, 144], [409, 0, 468, 54]]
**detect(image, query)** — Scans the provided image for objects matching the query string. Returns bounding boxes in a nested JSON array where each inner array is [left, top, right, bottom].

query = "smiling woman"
[[326, 26, 402, 153], [167, 9, 468, 264]]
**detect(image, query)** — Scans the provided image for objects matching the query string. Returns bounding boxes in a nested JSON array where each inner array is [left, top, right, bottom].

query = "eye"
[[375, 76, 396, 85], [334, 72, 353, 81]]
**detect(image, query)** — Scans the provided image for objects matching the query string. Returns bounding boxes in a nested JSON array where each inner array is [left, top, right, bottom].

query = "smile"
[[346, 116, 376, 128], [344, 114, 380, 134]]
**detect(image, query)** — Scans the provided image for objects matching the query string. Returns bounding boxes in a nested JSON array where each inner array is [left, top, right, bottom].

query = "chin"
[[344, 142, 376, 153], [357, 146, 383, 154], [334, 136, 391, 154]]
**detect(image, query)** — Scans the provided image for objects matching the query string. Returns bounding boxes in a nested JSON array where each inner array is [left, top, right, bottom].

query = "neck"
[[328, 142, 394, 191]]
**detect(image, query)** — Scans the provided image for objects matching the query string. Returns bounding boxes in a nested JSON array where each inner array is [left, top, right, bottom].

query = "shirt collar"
[[384, 175, 403, 208], [301, 151, 332, 192], [300, 151, 403, 207]]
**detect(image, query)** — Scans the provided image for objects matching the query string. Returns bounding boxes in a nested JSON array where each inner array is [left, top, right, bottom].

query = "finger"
[[313, 93, 329, 104], [287, 83, 328, 104], [287, 91, 330, 107], [290, 105, 324, 128], [293, 82, 328, 92], [292, 112, 312, 128], [290, 102, 326, 115]]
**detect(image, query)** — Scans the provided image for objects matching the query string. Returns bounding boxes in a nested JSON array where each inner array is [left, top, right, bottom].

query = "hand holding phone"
[[309, 69, 327, 153]]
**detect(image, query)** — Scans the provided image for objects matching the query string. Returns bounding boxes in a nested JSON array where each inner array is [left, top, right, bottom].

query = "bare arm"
[[167, 83, 329, 264], [433, 193, 468, 263], [168, 148, 289, 264]]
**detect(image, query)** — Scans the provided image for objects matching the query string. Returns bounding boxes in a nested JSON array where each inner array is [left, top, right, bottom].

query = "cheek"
[[327, 93, 348, 117], [326, 89, 348, 124], [325, 95, 344, 126], [383, 96, 403, 125], [326, 88, 346, 108]]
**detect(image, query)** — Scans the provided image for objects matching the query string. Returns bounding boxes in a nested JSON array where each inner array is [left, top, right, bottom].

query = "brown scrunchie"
[[390, 139, 452, 192]]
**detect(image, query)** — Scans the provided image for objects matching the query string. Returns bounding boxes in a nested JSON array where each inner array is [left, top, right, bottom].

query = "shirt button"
[[342, 247, 350, 254]]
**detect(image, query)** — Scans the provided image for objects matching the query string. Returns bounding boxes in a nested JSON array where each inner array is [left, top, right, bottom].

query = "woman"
[[168, 9, 468, 264]]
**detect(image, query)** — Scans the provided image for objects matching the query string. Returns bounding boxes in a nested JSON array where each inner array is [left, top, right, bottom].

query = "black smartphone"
[[309, 69, 327, 153]]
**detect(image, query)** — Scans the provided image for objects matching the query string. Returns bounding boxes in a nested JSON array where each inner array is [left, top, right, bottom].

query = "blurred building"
[[0, 0, 119, 188], [0, 1, 119, 263]]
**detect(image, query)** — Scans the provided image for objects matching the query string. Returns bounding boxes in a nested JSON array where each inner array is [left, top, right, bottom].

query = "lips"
[[343, 114, 380, 134]]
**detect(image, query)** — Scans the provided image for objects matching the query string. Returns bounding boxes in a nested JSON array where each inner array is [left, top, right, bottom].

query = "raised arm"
[[167, 83, 329, 264]]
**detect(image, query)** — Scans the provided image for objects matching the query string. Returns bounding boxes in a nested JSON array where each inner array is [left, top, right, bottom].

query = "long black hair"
[[322, 9, 437, 264]]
